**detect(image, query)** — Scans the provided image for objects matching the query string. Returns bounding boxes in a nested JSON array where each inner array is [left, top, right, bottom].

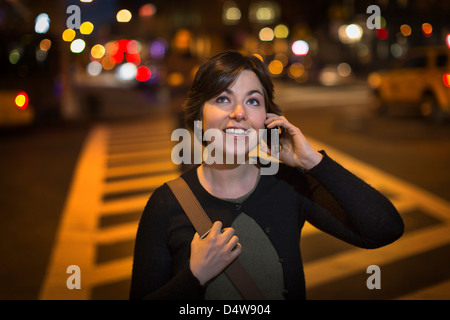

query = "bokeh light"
[[39, 39, 52, 51], [70, 39, 86, 53], [87, 61, 102, 76], [101, 56, 115, 70], [35, 13, 50, 34], [80, 21, 94, 35], [443, 73, 450, 87], [268, 59, 283, 75], [91, 44, 105, 59], [9, 49, 20, 64], [116, 62, 137, 81], [15, 92, 29, 109], [136, 66, 152, 82], [345, 24, 363, 41], [117, 9, 132, 22], [62, 29, 76, 42], [292, 40, 309, 56], [376, 28, 389, 40], [288, 63, 305, 79], [149, 39, 167, 59], [259, 27, 274, 41], [337, 62, 351, 77], [400, 24, 412, 37], [422, 23, 433, 37], [274, 24, 289, 38], [167, 72, 184, 86], [139, 4, 156, 17]]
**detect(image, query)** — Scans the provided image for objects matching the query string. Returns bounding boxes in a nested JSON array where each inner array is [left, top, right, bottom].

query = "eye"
[[247, 98, 261, 106], [216, 96, 230, 103]]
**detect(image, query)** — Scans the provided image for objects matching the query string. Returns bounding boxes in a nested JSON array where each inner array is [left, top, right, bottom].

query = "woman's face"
[[202, 70, 266, 160]]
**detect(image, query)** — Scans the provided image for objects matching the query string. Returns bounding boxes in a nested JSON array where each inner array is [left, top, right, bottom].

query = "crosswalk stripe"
[[102, 174, 178, 194], [303, 136, 450, 299], [93, 257, 133, 287], [39, 126, 107, 300], [108, 141, 171, 154], [303, 223, 450, 288], [39, 115, 177, 299], [107, 149, 174, 166], [96, 222, 139, 244], [105, 162, 178, 178], [100, 195, 149, 215]]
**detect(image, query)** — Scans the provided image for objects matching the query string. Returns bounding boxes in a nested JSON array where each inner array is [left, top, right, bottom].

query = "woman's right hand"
[[189, 221, 241, 286]]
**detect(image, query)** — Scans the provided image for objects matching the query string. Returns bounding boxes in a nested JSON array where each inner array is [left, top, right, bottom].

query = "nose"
[[229, 103, 247, 121]]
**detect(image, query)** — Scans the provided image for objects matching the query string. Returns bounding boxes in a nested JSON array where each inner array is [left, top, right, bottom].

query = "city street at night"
[[1, 0, 450, 306]]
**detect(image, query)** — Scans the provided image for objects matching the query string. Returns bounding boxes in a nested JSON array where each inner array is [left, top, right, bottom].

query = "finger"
[[192, 232, 201, 244], [264, 115, 281, 125], [229, 242, 242, 258], [266, 119, 296, 135], [221, 227, 235, 242], [210, 221, 223, 237], [226, 235, 240, 251]]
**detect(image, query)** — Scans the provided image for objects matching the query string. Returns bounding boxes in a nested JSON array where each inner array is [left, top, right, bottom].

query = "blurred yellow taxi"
[[368, 46, 450, 123], [0, 90, 34, 127]]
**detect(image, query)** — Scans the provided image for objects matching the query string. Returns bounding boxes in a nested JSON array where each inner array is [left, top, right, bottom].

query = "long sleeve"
[[303, 151, 404, 249], [129, 186, 204, 300]]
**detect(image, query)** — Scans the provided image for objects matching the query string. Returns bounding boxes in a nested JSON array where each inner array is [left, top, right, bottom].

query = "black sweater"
[[129, 151, 404, 300]]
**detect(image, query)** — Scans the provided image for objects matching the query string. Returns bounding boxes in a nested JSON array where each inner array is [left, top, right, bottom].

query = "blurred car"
[[368, 46, 450, 123], [0, 90, 34, 127]]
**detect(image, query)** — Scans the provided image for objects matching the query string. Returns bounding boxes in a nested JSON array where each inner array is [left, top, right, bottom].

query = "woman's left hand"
[[264, 113, 323, 170]]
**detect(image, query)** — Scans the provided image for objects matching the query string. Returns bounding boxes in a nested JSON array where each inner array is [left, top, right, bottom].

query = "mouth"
[[223, 127, 251, 136]]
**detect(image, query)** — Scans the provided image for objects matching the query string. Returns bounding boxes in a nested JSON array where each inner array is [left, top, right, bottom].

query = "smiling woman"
[[129, 50, 404, 300]]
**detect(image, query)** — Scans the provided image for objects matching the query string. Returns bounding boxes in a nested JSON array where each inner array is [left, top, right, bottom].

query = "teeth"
[[225, 128, 248, 135]]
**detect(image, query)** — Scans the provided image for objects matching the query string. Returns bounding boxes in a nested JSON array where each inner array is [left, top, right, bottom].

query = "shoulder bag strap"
[[166, 177, 266, 300]]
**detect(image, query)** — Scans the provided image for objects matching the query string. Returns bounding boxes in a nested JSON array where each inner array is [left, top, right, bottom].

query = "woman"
[[129, 51, 404, 300]]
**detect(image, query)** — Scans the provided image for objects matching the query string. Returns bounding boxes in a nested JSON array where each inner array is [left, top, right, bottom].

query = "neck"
[[198, 163, 260, 199]]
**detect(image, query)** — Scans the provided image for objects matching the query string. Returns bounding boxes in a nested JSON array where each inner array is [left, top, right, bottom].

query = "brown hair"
[[183, 50, 283, 131]]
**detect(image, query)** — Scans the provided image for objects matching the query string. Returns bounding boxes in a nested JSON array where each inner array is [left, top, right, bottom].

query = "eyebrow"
[[224, 88, 263, 96]]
